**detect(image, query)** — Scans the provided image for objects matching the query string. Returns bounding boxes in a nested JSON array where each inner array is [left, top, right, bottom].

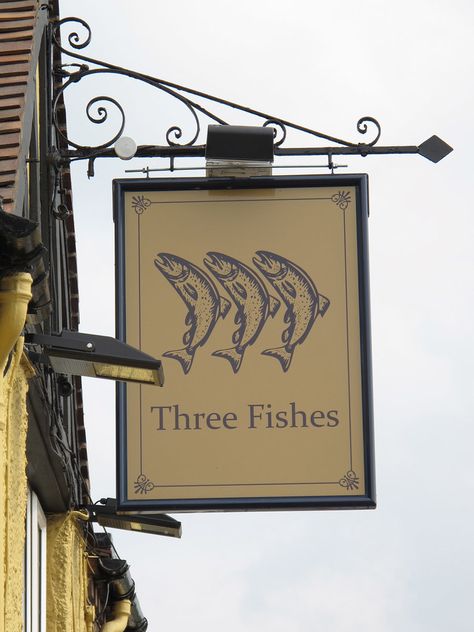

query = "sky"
[[59, 2, 474, 631]]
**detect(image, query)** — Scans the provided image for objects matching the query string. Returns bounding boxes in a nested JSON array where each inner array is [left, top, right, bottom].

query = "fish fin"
[[212, 347, 244, 373], [234, 312, 242, 325], [319, 294, 330, 316], [283, 307, 294, 324], [233, 281, 248, 299], [183, 282, 198, 301], [232, 329, 242, 344], [183, 329, 192, 346], [268, 295, 280, 318], [220, 296, 231, 319], [262, 346, 293, 372], [282, 327, 291, 343], [163, 348, 194, 374], [282, 280, 297, 298], [185, 310, 194, 326]]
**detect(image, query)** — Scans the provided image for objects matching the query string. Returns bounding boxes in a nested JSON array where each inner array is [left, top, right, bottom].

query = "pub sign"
[[114, 175, 375, 511]]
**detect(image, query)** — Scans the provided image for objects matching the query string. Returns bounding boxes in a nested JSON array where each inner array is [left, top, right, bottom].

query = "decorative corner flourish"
[[134, 473, 154, 494], [339, 470, 359, 491], [331, 191, 351, 210], [132, 195, 151, 215]]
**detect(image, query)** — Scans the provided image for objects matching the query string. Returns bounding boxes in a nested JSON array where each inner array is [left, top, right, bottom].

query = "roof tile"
[[0, 75, 28, 86], [0, 108, 21, 121], [0, 13, 37, 24], [0, 97, 24, 110], [0, 54, 30, 65], [0, 186, 14, 202], [0, 84, 26, 98], [0, 147, 19, 160], [0, 63, 29, 77], [0, 158, 18, 172], [0, 132, 21, 147], [0, 3, 36, 11], [0, 39, 32, 55], [0, 174, 15, 186], [0, 30, 33, 42], [0, 120, 21, 134]]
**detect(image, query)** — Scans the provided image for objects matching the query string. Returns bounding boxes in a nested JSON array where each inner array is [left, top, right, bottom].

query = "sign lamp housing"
[[87, 498, 182, 538], [25, 330, 164, 386]]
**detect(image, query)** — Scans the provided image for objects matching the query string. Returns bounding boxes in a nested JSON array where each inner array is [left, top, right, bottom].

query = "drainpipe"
[[101, 599, 132, 632], [97, 556, 148, 632], [0, 272, 33, 371]]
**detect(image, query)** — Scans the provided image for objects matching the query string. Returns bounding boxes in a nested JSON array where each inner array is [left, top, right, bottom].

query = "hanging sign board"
[[114, 175, 375, 511]]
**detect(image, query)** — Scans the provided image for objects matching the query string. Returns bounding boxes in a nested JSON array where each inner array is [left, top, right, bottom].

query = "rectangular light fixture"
[[206, 125, 274, 162], [88, 498, 182, 538], [25, 330, 164, 386]]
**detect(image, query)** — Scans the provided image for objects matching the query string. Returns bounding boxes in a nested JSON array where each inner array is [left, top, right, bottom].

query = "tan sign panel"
[[114, 175, 375, 511]]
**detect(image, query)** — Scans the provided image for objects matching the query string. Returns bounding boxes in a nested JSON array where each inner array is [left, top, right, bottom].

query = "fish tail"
[[220, 296, 232, 319], [262, 346, 293, 372], [163, 348, 194, 374], [212, 347, 244, 373], [319, 294, 330, 316]]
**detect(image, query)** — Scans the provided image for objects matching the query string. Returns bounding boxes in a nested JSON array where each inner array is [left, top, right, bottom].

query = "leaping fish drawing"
[[204, 252, 280, 373], [253, 251, 330, 372], [154, 253, 231, 374]]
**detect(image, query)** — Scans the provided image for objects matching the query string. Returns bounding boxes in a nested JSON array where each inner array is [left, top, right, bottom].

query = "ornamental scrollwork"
[[134, 473, 154, 494], [331, 191, 351, 210], [131, 196, 151, 215], [339, 470, 359, 491], [51, 17, 383, 160]]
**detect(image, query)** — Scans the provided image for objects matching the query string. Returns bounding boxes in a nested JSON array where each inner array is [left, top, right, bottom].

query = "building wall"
[[1, 3, 143, 629], [47, 512, 95, 632], [0, 338, 34, 631], [0, 337, 95, 631], [0, 2, 98, 629]]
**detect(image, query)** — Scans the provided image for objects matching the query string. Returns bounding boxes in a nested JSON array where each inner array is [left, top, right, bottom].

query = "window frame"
[[24, 489, 47, 632]]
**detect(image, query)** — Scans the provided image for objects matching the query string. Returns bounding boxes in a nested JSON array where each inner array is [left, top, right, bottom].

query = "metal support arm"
[[50, 17, 452, 174]]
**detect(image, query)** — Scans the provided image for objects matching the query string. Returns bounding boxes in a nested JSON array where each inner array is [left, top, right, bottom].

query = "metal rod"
[[57, 144, 420, 163], [276, 145, 420, 157], [124, 163, 349, 174]]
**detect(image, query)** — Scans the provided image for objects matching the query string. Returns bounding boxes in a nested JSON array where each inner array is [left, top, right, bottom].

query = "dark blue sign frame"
[[114, 174, 375, 512]]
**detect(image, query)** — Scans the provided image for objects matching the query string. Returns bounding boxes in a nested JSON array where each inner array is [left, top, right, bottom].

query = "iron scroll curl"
[[263, 120, 287, 148], [52, 17, 227, 153], [357, 117, 381, 147], [51, 16, 385, 160]]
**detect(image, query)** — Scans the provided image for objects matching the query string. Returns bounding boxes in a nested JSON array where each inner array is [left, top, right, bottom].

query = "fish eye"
[[218, 261, 234, 277], [168, 262, 187, 280], [174, 266, 189, 280], [272, 263, 286, 279]]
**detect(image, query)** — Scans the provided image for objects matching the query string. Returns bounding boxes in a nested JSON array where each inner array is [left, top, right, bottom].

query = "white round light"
[[114, 136, 137, 160]]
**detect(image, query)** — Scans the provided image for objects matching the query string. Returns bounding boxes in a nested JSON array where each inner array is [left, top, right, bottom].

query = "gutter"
[[0, 207, 51, 325], [0, 272, 32, 371]]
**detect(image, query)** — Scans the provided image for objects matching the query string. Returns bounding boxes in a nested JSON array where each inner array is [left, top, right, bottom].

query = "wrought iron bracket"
[[50, 17, 453, 177]]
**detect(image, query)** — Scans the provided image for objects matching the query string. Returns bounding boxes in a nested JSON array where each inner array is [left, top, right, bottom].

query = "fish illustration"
[[204, 252, 280, 373], [253, 251, 330, 372], [154, 253, 231, 374]]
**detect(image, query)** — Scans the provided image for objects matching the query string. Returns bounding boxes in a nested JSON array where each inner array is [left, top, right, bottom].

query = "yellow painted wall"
[[0, 338, 94, 631], [47, 512, 95, 632], [0, 339, 35, 632]]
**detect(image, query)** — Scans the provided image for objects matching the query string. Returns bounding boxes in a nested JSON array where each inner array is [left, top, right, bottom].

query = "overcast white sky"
[[59, 2, 474, 630]]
